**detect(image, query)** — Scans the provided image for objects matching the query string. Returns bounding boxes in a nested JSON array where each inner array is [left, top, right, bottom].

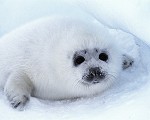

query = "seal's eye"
[[99, 53, 108, 62], [74, 56, 85, 66]]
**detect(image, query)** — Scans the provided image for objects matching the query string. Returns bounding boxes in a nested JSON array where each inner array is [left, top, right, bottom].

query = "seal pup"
[[0, 16, 133, 110]]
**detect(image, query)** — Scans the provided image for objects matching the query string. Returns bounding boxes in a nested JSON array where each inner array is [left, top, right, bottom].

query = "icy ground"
[[0, 0, 150, 120]]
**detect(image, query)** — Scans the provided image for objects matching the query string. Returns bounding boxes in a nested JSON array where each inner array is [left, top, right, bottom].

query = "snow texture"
[[0, 0, 150, 120]]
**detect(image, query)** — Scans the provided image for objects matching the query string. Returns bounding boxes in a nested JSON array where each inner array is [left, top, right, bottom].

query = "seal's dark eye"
[[99, 53, 108, 62], [74, 56, 85, 66]]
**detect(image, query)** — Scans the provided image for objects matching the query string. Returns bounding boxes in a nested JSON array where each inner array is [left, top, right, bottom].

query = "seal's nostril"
[[89, 67, 100, 75], [89, 67, 101, 77]]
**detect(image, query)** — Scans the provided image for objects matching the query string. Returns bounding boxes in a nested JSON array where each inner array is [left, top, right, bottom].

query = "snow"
[[79, 0, 150, 45], [0, 0, 150, 120]]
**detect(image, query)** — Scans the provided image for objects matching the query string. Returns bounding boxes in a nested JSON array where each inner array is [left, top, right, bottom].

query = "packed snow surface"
[[0, 0, 150, 120]]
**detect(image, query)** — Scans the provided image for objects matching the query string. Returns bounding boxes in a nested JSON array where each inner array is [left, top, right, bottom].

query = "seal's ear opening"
[[122, 54, 134, 70]]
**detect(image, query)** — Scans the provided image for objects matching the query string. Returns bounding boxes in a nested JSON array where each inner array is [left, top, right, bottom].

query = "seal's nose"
[[89, 67, 100, 76], [86, 67, 105, 83]]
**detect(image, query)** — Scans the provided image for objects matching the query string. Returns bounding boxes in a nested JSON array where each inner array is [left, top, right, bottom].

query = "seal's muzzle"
[[83, 67, 106, 84]]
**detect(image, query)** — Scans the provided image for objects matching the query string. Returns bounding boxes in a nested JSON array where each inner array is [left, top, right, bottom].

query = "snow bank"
[[0, 0, 150, 120], [79, 0, 150, 45]]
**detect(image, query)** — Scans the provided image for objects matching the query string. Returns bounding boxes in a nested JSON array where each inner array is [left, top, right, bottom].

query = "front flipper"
[[4, 71, 33, 110], [122, 54, 134, 70]]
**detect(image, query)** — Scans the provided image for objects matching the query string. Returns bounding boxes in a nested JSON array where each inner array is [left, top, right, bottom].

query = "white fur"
[[0, 16, 123, 109]]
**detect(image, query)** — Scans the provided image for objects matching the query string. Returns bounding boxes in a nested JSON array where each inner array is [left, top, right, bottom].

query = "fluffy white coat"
[[0, 16, 129, 109]]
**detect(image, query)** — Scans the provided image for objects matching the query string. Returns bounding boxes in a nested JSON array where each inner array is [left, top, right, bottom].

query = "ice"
[[0, 0, 150, 120]]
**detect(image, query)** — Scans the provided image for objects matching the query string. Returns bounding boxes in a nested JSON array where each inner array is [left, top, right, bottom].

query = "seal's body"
[[0, 16, 133, 110]]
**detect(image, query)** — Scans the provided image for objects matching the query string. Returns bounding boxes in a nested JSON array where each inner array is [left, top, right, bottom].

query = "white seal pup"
[[0, 16, 133, 110]]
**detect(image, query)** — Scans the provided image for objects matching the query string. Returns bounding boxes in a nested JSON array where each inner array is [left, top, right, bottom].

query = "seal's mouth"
[[81, 78, 101, 86], [83, 79, 100, 84]]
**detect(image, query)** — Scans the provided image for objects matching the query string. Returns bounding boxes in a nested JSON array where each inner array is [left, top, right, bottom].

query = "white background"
[[0, 0, 150, 120]]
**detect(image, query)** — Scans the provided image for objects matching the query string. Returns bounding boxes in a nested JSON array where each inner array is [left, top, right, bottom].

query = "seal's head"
[[73, 48, 110, 85], [52, 18, 122, 98]]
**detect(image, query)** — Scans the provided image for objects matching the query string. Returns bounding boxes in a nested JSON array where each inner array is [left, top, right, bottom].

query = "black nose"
[[86, 67, 105, 82]]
